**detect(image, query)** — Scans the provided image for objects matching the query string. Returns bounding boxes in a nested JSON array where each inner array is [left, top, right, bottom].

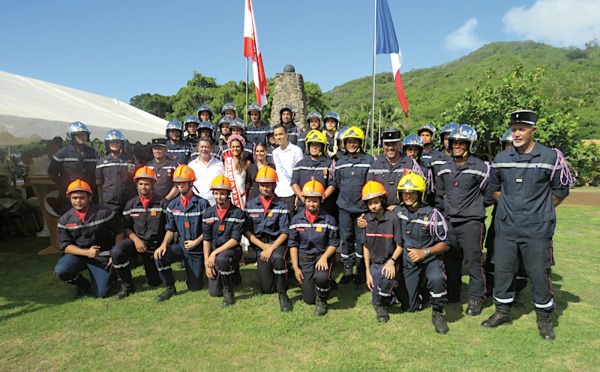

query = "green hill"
[[325, 41, 600, 139]]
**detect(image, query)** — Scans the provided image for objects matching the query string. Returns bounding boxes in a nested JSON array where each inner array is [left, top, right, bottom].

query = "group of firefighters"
[[48, 102, 572, 340]]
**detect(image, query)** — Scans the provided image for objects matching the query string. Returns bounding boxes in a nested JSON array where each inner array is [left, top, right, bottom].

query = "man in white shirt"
[[31, 142, 61, 176], [272, 124, 304, 216], [187, 137, 224, 206]]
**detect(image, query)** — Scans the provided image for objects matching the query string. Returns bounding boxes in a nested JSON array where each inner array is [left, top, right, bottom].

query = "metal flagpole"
[[245, 57, 249, 123], [371, 0, 377, 154]]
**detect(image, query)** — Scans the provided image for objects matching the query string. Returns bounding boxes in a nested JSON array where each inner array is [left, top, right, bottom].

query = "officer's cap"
[[151, 138, 168, 147], [381, 128, 402, 143], [509, 110, 538, 126]]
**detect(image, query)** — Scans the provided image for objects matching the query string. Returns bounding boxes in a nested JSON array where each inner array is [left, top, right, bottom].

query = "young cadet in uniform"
[[203, 175, 246, 307], [197, 105, 214, 124], [331, 127, 348, 162], [110, 167, 167, 300], [402, 134, 433, 205], [243, 166, 292, 312], [289, 180, 340, 316], [279, 104, 302, 145], [429, 123, 459, 212], [291, 130, 336, 215], [367, 128, 419, 211], [166, 120, 191, 165], [183, 115, 201, 149], [153, 165, 210, 302], [146, 138, 179, 201], [323, 112, 340, 158], [360, 180, 403, 323], [297, 110, 323, 153], [482, 110, 572, 340], [54, 180, 121, 298], [96, 130, 137, 215], [418, 124, 440, 167], [246, 103, 269, 145], [265, 126, 278, 164], [395, 173, 450, 333], [49, 121, 99, 214], [229, 118, 254, 159], [436, 124, 494, 315], [217, 116, 232, 148], [333, 126, 374, 284]]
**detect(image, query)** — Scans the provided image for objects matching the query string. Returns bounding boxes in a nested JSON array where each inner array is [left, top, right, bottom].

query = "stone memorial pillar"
[[269, 65, 308, 131]]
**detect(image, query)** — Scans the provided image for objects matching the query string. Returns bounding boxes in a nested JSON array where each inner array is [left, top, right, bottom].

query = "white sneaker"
[[37, 228, 51, 238]]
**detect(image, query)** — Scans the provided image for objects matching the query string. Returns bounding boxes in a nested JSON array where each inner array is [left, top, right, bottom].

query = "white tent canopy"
[[0, 70, 167, 146]]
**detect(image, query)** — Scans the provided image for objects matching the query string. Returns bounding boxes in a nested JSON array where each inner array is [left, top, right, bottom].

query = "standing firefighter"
[[418, 124, 440, 166], [244, 166, 292, 312], [246, 103, 269, 145], [289, 180, 340, 316], [297, 110, 323, 153], [482, 110, 572, 340], [166, 120, 191, 165], [146, 138, 179, 201], [278, 104, 302, 145]]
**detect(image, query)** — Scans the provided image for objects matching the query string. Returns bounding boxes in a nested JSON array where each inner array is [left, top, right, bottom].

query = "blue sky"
[[1, 0, 599, 103]]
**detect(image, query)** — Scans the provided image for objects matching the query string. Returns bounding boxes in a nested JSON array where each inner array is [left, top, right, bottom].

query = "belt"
[[372, 259, 388, 265], [299, 254, 320, 262]]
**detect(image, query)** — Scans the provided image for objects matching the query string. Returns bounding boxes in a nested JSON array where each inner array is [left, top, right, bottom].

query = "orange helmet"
[[301, 179, 325, 197], [362, 180, 387, 201], [66, 179, 93, 196], [173, 165, 196, 182], [255, 166, 278, 183], [134, 166, 157, 182], [210, 175, 232, 191]]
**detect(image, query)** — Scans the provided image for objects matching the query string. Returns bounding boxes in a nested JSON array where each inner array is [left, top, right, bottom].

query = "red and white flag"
[[243, 0, 268, 106]]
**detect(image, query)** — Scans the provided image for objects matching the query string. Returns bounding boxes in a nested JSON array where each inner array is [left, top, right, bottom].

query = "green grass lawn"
[[1, 204, 600, 371]]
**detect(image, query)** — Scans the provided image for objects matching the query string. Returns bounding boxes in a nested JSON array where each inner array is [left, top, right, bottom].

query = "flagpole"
[[245, 57, 249, 123], [371, 0, 377, 154]]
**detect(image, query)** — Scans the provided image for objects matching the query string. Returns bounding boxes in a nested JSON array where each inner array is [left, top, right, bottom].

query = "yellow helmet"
[[397, 172, 426, 202], [305, 130, 327, 147], [342, 126, 365, 151]]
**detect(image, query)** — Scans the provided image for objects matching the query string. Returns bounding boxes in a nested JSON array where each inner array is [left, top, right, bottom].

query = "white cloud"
[[503, 0, 600, 47], [445, 18, 485, 51]]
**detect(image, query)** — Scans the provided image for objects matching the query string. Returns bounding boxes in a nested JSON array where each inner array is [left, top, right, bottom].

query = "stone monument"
[[269, 65, 308, 130]]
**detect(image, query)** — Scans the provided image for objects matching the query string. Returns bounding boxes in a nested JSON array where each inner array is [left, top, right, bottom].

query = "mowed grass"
[[1, 204, 600, 371]]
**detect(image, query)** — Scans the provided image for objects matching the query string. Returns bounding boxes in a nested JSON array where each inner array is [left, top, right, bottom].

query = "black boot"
[[536, 312, 556, 340], [374, 303, 389, 323], [513, 290, 524, 307], [74, 276, 91, 299], [278, 292, 292, 312], [354, 260, 366, 285], [481, 309, 512, 328], [314, 297, 328, 316], [222, 285, 236, 307], [338, 265, 354, 284], [432, 309, 449, 334], [465, 298, 483, 316], [155, 286, 176, 302], [114, 283, 135, 300]]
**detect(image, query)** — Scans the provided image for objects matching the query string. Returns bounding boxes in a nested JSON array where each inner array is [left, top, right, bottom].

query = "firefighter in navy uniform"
[[429, 123, 459, 212], [146, 138, 179, 201], [435, 124, 494, 315], [197, 105, 214, 124], [265, 126, 279, 164], [323, 112, 340, 158], [418, 124, 440, 167], [297, 110, 323, 153], [279, 104, 302, 145], [202, 175, 246, 307], [289, 180, 340, 316], [482, 110, 572, 340], [183, 115, 201, 149], [153, 165, 210, 302], [360, 181, 403, 323], [96, 130, 137, 215], [110, 166, 167, 300], [54, 180, 121, 298], [246, 103, 269, 145], [48, 121, 99, 214], [402, 134, 434, 206], [166, 120, 191, 165], [217, 116, 233, 148], [229, 118, 254, 159], [333, 126, 374, 284], [291, 130, 336, 216], [243, 166, 292, 312]]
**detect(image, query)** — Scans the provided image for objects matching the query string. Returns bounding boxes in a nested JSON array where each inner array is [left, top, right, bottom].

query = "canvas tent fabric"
[[0, 70, 167, 146]]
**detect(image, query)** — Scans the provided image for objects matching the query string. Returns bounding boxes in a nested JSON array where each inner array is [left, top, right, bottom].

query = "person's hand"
[[387, 205, 397, 211], [382, 261, 396, 279], [315, 256, 329, 271], [105, 257, 113, 271], [206, 253, 217, 279], [407, 248, 425, 263], [134, 239, 147, 253], [366, 272, 374, 291], [153, 245, 167, 260], [184, 240, 198, 251], [294, 267, 304, 284], [357, 214, 367, 228], [87, 246, 100, 258], [261, 246, 273, 262]]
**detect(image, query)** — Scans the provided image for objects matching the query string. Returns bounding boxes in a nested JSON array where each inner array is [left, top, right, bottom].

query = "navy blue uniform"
[[54, 204, 120, 297], [146, 158, 178, 199], [288, 208, 340, 304], [490, 143, 569, 313], [367, 155, 425, 206], [394, 204, 449, 312], [362, 210, 403, 306], [244, 195, 290, 294], [436, 155, 493, 302], [291, 155, 335, 212], [167, 140, 191, 165], [283, 123, 302, 145], [202, 204, 246, 297], [111, 194, 169, 287], [421, 148, 441, 167], [246, 122, 269, 145], [333, 152, 374, 267], [48, 144, 99, 214], [95, 153, 137, 213], [184, 135, 199, 149], [429, 151, 451, 211], [154, 194, 210, 291]]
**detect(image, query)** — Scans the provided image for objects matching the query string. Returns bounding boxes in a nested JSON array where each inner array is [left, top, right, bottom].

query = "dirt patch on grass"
[[563, 188, 600, 206]]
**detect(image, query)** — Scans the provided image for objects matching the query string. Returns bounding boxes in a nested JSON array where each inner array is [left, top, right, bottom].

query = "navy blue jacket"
[[367, 155, 415, 206], [288, 208, 340, 258], [202, 203, 246, 252], [167, 140, 191, 165], [361, 210, 403, 263], [122, 194, 169, 248], [291, 155, 334, 208], [490, 143, 569, 242], [49, 144, 99, 203], [246, 123, 269, 145], [166, 194, 210, 249], [244, 195, 290, 248], [146, 157, 179, 199], [95, 153, 137, 207], [333, 152, 374, 213]]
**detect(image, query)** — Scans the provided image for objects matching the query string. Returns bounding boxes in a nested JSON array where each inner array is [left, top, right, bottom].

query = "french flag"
[[243, 0, 268, 106], [376, 0, 409, 117]]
